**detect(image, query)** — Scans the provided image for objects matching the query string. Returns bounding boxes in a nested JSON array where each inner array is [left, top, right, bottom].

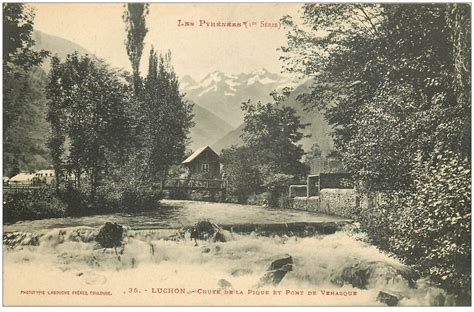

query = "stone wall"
[[319, 188, 357, 218], [291, 189, 358, 218], [292, 196, 319, 211]]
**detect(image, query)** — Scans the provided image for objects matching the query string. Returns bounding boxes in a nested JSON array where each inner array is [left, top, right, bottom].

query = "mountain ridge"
[[181, 69, 301, 127]]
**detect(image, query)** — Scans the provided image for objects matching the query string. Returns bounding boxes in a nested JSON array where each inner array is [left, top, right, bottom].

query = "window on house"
[[202, 163, 210, 173]]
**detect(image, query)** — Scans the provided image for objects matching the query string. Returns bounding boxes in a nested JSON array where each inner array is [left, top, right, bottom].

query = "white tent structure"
[[9, 173, 35, 185]]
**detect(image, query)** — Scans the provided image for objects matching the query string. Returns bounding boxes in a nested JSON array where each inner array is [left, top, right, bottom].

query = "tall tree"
[[221, 95, 308, 204], [123, 3, 149, 95], [241, 96, 308, 178], [140, 48, 194, 183], [3, 3, 49, 176], [281, 3, 471, 190], [46, 54, 132, 197]]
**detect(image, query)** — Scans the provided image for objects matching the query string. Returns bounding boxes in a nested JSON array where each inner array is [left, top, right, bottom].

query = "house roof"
[[10, 173, 35, 182], [182, 146, 218, 164]]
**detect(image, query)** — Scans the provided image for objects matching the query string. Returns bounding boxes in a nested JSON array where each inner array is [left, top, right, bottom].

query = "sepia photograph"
[[2, 1, 472, 307]]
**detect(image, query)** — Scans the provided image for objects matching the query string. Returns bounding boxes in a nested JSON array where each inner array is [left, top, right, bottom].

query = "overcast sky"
[[32, 3, 302, 81]]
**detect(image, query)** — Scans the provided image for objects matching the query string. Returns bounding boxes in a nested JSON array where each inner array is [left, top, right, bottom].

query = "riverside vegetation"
[[278, 3, 471, 303], [3, 3, 193, 221], [2, 3, 471, 304]]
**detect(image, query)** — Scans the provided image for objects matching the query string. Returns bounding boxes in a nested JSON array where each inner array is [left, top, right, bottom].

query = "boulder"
[[333, 260, 416, 290], [214, 229, 233, 243], [257, 254, 293, 287], [190, 220, 233, 243], [95, 222, 124, 248], [191, 220, 216, 240], [377, 291, 400, 306]]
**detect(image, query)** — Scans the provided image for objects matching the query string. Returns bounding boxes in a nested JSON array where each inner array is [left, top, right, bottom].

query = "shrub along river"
[[3, 200, 452, 306]]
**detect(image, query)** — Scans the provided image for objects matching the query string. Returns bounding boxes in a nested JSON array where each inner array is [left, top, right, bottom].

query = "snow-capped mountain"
[[181, 68, 301, 127]]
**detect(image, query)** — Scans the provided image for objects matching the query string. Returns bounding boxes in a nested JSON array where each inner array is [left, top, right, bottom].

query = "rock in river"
[[190, 220, 233, 243], [377, 291, 400, 306], [96, 222, 124, 248], [257, 254, 293, 287], [333, 260, 416, 290]]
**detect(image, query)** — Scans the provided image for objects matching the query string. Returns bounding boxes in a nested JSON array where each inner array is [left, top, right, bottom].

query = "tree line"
[[280, 3, 471, 302], [3, 3, 194, 217]]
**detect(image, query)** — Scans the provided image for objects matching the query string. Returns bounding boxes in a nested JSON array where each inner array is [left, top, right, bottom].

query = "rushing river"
[[3, 200, 450, 306]]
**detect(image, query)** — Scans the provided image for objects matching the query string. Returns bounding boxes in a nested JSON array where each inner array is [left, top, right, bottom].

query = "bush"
[[3, 187, 66, 223], [352, 150, 471, 302], [221, 145, 263, 203], [58, 185, 91, 216], [96, 178, 163, 213], [262, 173, 294, 208], [391, 151, 471, 301], [350, 191, 404, 251]]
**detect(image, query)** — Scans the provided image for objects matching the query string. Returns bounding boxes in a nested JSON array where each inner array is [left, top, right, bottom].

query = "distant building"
[[182, 146, 221, 179], [34, 169, 55, 184], [9, 173, 35, 185]]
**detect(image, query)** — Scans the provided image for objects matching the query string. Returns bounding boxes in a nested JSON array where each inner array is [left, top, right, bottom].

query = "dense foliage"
[[4, 4, 194, 217], [3, 3, 50, 176], [139, 49, 194, 183], [46, 54, 132, 199], [98, 49, 194, 211], [393, 151, 471, 300], [3, 187, 65, 223], [3, 3, 49, 73], [283, 4, 470, 190], [282, 3, 471, 299], [221, 97, 308, 205], [220, 145, 262, 203]]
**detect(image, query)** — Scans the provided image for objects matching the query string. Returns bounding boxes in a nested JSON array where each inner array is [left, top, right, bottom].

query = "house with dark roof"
[[182, 146, 221, 179]]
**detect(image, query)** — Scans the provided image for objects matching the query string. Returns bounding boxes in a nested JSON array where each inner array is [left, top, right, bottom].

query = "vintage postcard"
[[2, 2, 471, 307]]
